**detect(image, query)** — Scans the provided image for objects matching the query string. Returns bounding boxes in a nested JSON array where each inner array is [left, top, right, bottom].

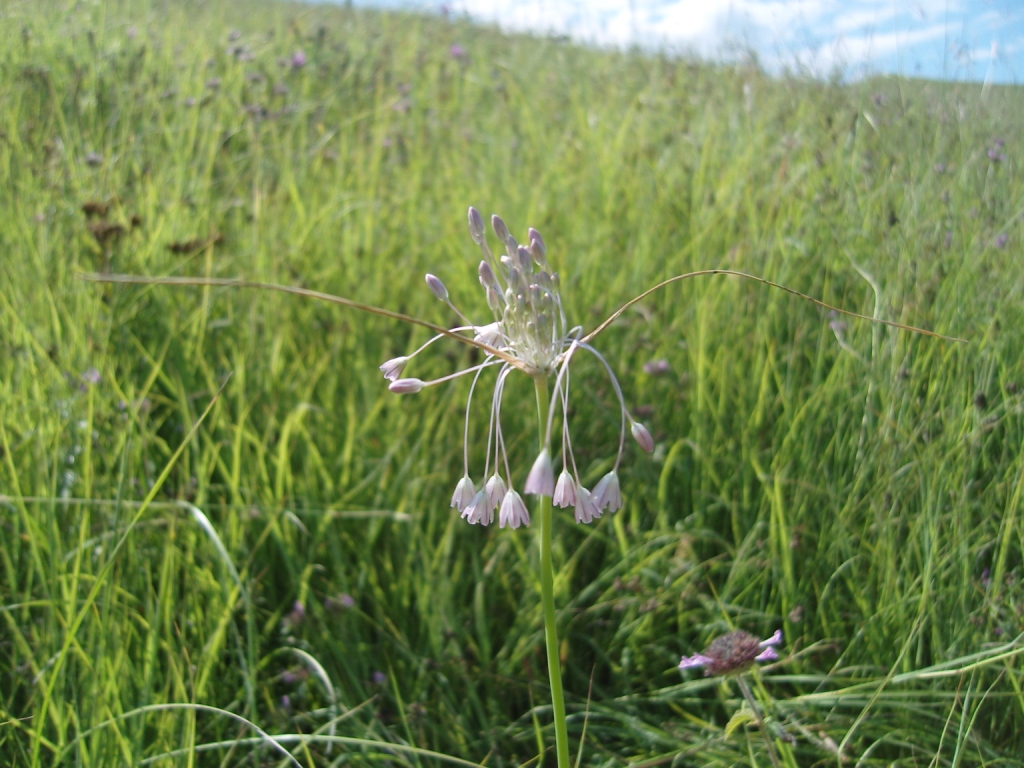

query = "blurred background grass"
[[1, 0, 1023, 765]]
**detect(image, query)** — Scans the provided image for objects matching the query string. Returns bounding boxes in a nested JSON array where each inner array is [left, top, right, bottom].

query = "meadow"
[[2, 0, 1023, 765]]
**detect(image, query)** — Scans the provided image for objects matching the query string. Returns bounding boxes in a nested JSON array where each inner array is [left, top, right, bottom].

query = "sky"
[[341, 0, 1023, 83]]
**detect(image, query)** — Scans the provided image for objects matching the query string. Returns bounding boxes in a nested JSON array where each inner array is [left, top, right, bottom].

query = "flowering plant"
[[84, 208, 961, 768], [381, 208, 654, 532]]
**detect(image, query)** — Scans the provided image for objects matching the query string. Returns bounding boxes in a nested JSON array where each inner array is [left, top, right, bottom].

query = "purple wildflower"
[[450, 44, 466, 59], [81, 367, 101, 385], [679, 629, 782, 676], [325, 592, 356, 611], [372, 670, 387, 686], [993, 233, 1008, 249], [291, 50, 306, 69], [642, 359, 671, 375]]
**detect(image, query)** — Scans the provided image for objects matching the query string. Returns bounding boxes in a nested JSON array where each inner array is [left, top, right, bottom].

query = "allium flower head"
[[381, 208, 654, 527], [678, 629, 782, 677]]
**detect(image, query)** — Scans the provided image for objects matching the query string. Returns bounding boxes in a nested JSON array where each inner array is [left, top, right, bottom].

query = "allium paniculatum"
[[381, 207, 654, 528]]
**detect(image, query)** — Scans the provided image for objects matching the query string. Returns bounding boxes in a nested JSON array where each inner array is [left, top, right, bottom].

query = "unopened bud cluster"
[[381, 207, 655, 528]]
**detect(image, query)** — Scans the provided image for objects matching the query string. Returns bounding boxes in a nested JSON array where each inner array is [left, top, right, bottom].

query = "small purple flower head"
[[291, 50, 307, 69], [993, 233, 1008, 249], [450, 44, 466, 59], [324, 593, 356, 611], [642, 358, 671, 375], [81, 367, 101, 386], [372, 670, 387, 686], [678, 629, 782, 676], [988, 148, 1006, 163]]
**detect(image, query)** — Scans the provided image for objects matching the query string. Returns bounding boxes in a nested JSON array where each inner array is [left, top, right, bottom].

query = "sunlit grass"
[[1, 0, 1023, 765]]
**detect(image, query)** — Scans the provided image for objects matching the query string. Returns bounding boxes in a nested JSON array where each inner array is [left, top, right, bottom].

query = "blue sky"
[[340, 0, 1022, 83]]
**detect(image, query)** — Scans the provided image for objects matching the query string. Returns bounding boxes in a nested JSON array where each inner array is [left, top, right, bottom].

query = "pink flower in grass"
[[679, 629, 783, 676]]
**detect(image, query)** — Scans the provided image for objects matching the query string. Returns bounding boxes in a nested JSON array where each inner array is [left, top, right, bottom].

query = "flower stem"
[[736, 674, 782, 768], [534, 376, 570, 768]]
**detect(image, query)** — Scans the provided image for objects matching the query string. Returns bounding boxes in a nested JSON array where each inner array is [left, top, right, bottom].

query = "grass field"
[[2, 0, 1024, 765]]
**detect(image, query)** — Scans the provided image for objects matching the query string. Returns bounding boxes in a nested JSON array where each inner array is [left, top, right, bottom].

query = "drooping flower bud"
[[389, 378, 425, 394], [379, 356, 408, 382], [485, 474, 507, 508], [552, 470, 576, 508], [499, 490, 530, 529], [468, 207, 486, 244], [593, 471, 622, 512], [425, 274, 449, 301], [474, 322, 503, 349], [450, 475, 477, 512], [574, 485, 600, 524], [630, 421, 654, 452], [462, 489, 492, 525], [524, 449, 555, 496]]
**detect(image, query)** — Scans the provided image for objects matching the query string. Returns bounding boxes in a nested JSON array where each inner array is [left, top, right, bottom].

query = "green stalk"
[[534, 377, 570, 768]]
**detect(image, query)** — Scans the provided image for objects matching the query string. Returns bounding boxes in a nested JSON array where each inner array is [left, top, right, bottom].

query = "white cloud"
[[440, 0, 1021, 82]]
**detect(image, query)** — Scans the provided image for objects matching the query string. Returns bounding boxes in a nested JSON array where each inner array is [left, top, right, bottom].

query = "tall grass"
[[1, 0, 1023, 765]]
